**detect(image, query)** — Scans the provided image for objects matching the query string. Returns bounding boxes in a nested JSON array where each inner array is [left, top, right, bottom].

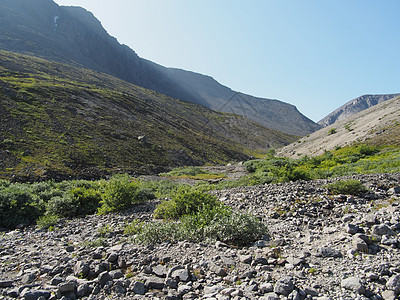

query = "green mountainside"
[[0, 50, 295, 181], [0, 0, 320, 136]]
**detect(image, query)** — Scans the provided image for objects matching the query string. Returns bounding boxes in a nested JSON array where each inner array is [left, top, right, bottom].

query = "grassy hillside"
[[0, 51, 295, 181]]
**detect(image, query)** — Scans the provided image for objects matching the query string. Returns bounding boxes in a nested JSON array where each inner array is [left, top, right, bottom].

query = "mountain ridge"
[[278, 96, 400, 158], [0, 0, 319, 136], [318, 93, 400, 127]]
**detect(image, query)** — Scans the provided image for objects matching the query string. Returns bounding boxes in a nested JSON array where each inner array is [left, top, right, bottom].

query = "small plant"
[[124, 219, 144, 235], [36, 214, 60, 229], [328, 128, 337, 135], [83, 238, 108, 248], [308, 267, 317, 275], [97, 224, 113, 237], [153, 186, 221, 220], [326, 180, 368, 196]]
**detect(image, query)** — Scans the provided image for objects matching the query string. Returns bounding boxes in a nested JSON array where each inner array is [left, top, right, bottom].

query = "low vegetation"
[[127, 186, 269, 247], [238, 144, 399, 185]]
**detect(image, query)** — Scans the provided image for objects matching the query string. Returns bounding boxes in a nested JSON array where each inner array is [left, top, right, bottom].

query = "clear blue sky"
[[54, 0, 400, 122]]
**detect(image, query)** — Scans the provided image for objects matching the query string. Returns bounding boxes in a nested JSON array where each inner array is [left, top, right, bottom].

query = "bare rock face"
[[319, 93, 400, 127], [0, 173, 400, 299]]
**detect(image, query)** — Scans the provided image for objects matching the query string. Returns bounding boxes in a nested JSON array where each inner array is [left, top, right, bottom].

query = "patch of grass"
[[36, 214, 59, 229], [161, 167, 226, 181], [326, 180, 368, 196]]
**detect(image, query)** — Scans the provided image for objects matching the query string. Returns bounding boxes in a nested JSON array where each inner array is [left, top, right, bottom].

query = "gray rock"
[[152, 264, 168, 277], [112, 285, 126, 294], [239, 254, 252, 264], [353, 236, 369, 253], [260, 292, 280, 300], [98, 271, 112, 287], [288, 289, 301, 300], [6, 287, 19, 298], [109, 269, 124, 279], [388, 186, 400, 194], [253, 253, 268, 265], [165, 278, 178, 289], [58, 281, 76, 294], [340, 276, 366, 295], [0, 280, 13, 288], [286, 256, 305, 266], [107, 252, 118, 263], [50, 276, 64, 286], [372, 224, 396, 236], [274, 276, 294, 296], [76, 283, 89, 298], [177, 284, 192, 295], [74, 261, 90, 278], [316, 247, 342, 258], [362, 213, 377, 225], [382, 290, 397, 300], [259, 282, 274, 293], [21, 273, 37, 284], [65, 245, 74, 252], [386, 274, 400, 294], [210, 264, 227, 277], [145, 276, 164, 289], [170, 267, 191, 282], [20, 289, 51, 300], [345, 223, 360, 234], [130, 281, 146, 295]]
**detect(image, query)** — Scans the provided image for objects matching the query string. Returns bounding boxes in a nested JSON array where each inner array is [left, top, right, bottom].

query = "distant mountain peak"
[[318, 93, 400, 127]]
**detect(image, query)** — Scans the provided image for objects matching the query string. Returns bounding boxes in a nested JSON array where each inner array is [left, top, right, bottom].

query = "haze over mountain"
[[0, 0, 320, 136], [319, 93, 400, 127]]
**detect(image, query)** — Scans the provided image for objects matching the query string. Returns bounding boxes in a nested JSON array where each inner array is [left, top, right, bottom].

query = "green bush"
[[36, 214, 59, 229], [124, 219, 145, 235], [133, 206, 268, 247], [98, 175, 148, 214], [46, 195, 80, 218], [153, 186, 221, 219], [0, 184, 41, 229], [326, 180, 368, 196], [69, 187, 102, 215]]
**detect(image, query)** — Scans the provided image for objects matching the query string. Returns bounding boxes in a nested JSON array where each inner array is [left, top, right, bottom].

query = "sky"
[[54, 0, 400, 122]]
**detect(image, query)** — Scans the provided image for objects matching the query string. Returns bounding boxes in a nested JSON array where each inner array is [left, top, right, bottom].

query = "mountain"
[[318, 93, 400, 127], [0, 0, 320, 136], [278, 95, 400, 158], [0, 50, 296, 181]]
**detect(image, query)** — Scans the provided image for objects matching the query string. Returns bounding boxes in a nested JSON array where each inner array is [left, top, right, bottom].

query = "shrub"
[[98, 175, 143, 214], [46, 195, 80, 218], [153, 186, 221, 219], [0, 184, 41, 228], [328, 128, 337, 135], [326, 180, 368, 196], [124, 219, 145, 235], [69, 187, 102, 215], [134, 206, 269, 247], [36, 214, 59, 229]]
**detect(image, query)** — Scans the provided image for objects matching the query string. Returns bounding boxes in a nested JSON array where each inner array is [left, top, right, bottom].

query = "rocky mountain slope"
[[0, 0, 319, 136], [319, 94, 400, 127], [0, 50, 296, 181], [278, 96, 400, 158], [1, 172, 400, 299]]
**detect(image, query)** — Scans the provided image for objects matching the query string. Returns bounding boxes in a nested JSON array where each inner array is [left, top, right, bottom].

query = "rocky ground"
[[1, 173, 400, 300]]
